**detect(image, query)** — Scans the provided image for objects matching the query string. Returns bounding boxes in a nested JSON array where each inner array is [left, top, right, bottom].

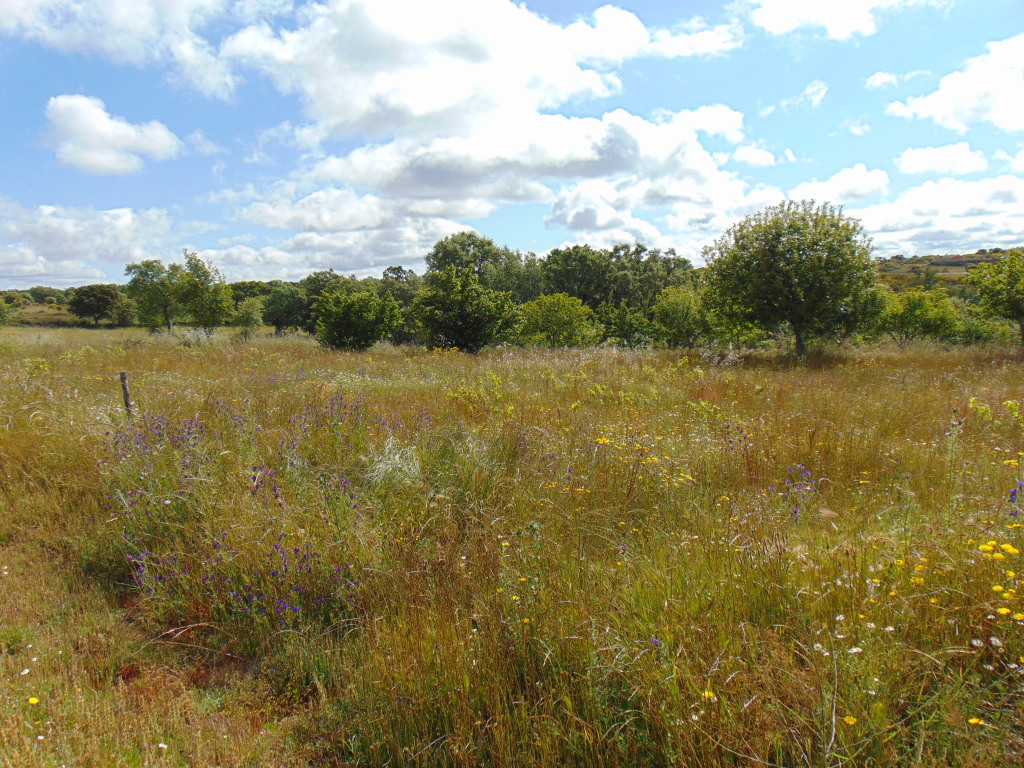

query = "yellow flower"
[[998, 607, 1012, 615], [701, 690, 716, 700], [1013, 613, 1024, 621], [993, 585, 1005, 592], [1001, 544, 1020, 555], [978, 545, 995, 552], [27, 697, 39, 705], [843, 716, 857, 726], [968, 717, 985, 726]]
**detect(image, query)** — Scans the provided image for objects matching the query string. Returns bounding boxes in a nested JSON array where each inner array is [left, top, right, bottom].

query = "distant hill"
[[875, 247, 1022, 295]]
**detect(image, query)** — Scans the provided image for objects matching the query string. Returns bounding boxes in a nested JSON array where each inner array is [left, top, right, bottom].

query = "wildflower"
[[28, 697, 39, 705], [1013, 613, 1024, 621], [968, 717, 985, 726], [848, 647, 864, 655], [843, 716, 857, 726], [998, 607, 1012, 615], [1001, 544, 1020, 555], [701, 690, 717, 701], [978, 545, 994, 552], [993, 585, 1005, 592]]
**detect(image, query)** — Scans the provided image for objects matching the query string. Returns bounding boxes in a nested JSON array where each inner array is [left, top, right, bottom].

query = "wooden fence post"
[[119, 371, 134, 420]]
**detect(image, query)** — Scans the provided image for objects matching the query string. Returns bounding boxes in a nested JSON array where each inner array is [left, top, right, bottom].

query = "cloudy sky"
[[1, 0, 1022, 287]]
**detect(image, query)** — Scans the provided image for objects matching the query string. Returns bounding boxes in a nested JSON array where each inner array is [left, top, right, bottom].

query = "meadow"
[[1, 327, 1022, 767]]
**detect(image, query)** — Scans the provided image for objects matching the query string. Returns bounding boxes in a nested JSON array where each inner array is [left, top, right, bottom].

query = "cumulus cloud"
[[886, 32, 1024, 132], [748, 0, 953, 40], [733, 145, 777, 167], [46, 95, 183, 174], [0, 196, 178, 286], [894, 142, 988, 175], [851, 175, 1024, 255], [0, 0, 238, 98], [789, 163, 890, 203], [217, 1, 742, 141]]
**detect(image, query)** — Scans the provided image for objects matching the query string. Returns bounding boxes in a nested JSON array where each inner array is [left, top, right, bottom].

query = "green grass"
[[1, 330, 1023, 766]]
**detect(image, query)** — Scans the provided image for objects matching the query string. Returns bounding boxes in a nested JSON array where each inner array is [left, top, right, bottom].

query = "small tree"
[[67, 284, 123, 326], [124, 259, 186, 331], [180, 250, 234, 335], [963, 249, 1024, 347], [263, 285, 307, 335], [233, 297, 266, 341], [413, 267, 519, 352], [520, 293, 596, 348], [652, 285, 713, 349], [704, 201, 878, 356], [314, 290, 402, 351], [877, 287, 959, 347]]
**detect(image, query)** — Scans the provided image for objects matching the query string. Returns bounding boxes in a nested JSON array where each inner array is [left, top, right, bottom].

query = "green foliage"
[[652, 285, 713, 349], [541, 244, 617, 309], [109, 294, 137, 327], [67, 284, 124, 326], [314, 289, 402, 351], [413, 266, 520, 352], [232, 296, 266, 341], [298, 270, 358, 333], [28, 285, 66, 305], [597, 301, 654, 348], [0, 298, 15, 325], [704, 200, 879, 355], [963, 249, 1024, 347], [425, 231, 507, 275], [180, 251, 234, 334], [520, 293, 596, 347], [262, 284, 307, 335], [877, 287, 959, 346], [124, 258, 186, 331]]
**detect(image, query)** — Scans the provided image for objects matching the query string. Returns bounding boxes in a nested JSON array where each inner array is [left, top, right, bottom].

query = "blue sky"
[[1, 0, 1023, 287]]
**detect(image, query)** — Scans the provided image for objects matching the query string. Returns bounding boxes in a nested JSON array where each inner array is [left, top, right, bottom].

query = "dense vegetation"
[[1, 332, 1022, 766], [3, 204, 1022, 354]]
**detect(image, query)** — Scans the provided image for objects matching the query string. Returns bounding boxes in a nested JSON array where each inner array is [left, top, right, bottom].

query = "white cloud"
[[842, 119, 871, 136], [748, 0, 952, 40], [865, 69, 929, 89], [0, 196, 178, 286], [218, 1, 741, 142], [894, 142, 988, 175], [0, 0, 237, 98], [887, 32, 1024, 132], [186, 129, 225, 155], [789, 163, 890, 202], [733, 145, 777, 167], [762, 80, 829, 117], [851, 175, 1024, 255], [46, 95, 183, 174]]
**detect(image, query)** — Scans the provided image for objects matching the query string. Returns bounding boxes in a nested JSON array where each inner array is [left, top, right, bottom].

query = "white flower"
[[848, 647, 863, 655]]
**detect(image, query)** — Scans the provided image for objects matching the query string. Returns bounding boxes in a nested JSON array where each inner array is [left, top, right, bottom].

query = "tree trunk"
[[793, 325, 806, 357]]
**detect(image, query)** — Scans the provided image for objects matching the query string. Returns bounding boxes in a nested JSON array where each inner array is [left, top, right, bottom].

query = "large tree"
[[703, 200, 878, 355], [963, 249, 1024, 347], [180, 250, 234, 334], [67, 283, 123, 326]]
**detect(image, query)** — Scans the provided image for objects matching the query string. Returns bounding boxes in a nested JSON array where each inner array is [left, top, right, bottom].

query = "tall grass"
[[1, 330, 1022, 766]]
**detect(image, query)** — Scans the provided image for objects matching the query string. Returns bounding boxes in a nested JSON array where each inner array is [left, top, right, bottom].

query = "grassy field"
[[1, 328, 1022, 767]]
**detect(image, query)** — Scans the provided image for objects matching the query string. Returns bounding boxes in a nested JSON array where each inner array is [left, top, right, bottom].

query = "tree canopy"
[[704, 200, 878, 355], [964, 249, 1024, 347]]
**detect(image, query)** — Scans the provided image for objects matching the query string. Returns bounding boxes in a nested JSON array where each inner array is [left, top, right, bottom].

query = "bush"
[[314, 290, 402, 351]]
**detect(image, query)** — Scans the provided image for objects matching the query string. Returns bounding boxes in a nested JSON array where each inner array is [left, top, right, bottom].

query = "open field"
[[1, 330, 1023, 767]]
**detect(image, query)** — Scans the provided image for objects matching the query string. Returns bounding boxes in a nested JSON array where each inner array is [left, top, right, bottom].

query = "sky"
[[1, 0, 1023, 288]]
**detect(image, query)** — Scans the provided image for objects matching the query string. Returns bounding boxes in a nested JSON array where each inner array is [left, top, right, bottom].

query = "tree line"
[[3, 201, 1024, 353]]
